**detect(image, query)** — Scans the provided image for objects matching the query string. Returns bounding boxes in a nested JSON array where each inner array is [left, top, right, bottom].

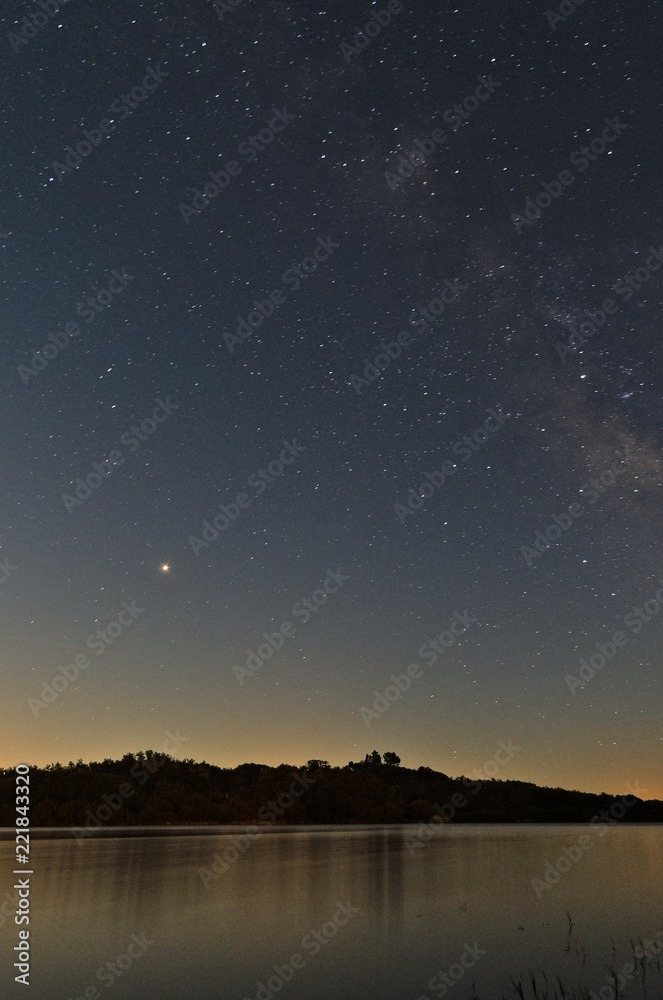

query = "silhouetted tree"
[[5, 753, 660, 827]]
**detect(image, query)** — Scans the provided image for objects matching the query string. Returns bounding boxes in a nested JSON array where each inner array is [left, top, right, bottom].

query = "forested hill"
[[2, 751, 662, 827]]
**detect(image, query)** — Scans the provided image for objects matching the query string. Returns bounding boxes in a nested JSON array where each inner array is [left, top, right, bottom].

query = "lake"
[[2, 825, 662, 999]]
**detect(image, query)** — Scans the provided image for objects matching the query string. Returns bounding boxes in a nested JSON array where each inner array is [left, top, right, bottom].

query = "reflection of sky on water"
[[2, 827, 662, 1000]]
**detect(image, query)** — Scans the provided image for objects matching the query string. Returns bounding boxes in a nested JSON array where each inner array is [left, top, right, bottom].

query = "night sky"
[[2, 0, 662, 799]]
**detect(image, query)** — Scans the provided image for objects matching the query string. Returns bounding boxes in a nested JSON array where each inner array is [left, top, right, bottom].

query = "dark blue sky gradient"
[[1, 0, 662, 797]]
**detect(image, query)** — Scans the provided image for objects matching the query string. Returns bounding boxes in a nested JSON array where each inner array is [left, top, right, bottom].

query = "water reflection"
[[1, 825, 661, 1000]]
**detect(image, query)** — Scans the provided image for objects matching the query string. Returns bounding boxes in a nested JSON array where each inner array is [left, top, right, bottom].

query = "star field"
[[1, 0, 662, 797]]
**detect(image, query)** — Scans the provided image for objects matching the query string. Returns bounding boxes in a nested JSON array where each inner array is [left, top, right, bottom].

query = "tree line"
[[1, 750, 661, 827]]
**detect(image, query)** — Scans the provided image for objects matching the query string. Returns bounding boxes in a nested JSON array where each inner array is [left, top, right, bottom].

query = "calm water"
[[2, 825, 662, 1000]]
